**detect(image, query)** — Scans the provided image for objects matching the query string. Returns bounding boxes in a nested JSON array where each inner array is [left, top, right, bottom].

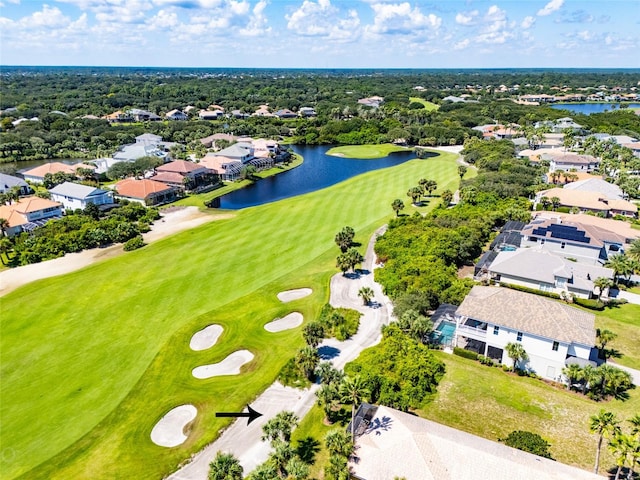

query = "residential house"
[[216, 143, 254, 163], [135, 133, 163, 146], [562, 178, 625, 199], [298, 106, 316, 117], [253, 105, 274, 117], [49, 182, 114, 210], [487, 249, 614, 299], [114, 178, 178, 206], [113, 143, 164, 162], [622, 142, 640, 158], [21, 162, 95, 184], [199, 133, 238, 148], [543, 151, 600, 172], [517, 94, 555, 104], [536, 188, 637, 217], [275, 109, 297, 119], [540, 212, 640, 244], [128, 109, 161, 122], [349, 403, 601, 480], [521, 217, 631, 264], [199, 155, 244, 181], [454, 286, 599, 380], [358, 96, 384, 108], [199, 110, 225, 120], [0, 197, 63, 236], [0, 173, 31, 195], [103, 110, 132, 123], [153, 160, 212, 188], [165, 109, 188, 121]]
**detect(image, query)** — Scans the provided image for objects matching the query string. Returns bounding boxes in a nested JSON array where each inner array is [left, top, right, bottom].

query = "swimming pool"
[[433, 320, 456, 345]]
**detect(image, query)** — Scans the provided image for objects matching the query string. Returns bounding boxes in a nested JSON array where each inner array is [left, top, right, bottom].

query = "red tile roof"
[[156, 160, 205, 174], [115, 179, 173, 199], [0, 197, 62, 227]]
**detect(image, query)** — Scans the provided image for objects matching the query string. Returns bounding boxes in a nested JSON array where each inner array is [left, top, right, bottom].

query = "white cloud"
[[537, 0, 563, 16], [521, 16, 535, 29], [366, 2, 441, 36], [453, 38, 470, 50], [239, 0, 271, 37], [455, 10, 478, 26], [286, 0, 360, 41], [475, 5, 513, 44]]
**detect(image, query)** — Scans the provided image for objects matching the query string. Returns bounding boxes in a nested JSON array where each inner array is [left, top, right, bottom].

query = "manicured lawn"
[[418, 352, 640, 473], [596, 303, 640, 369], [325, 144, 412, 159], [409, 97, 439, 111], [0, 152, 460, 479]]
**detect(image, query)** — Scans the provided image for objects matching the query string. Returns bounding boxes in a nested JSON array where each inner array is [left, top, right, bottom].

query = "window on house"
[[552, 341, 559, 351], [493, 326, 499, 335], [517, 332, 523, 342]]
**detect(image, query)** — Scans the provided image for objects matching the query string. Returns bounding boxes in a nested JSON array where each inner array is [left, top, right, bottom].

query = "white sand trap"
[[277, 288, 312, 303], [264, 312, 303, 333], [192, 350, 254, 379], [190, 324, 224, 351], [150, 404, 197, 448]]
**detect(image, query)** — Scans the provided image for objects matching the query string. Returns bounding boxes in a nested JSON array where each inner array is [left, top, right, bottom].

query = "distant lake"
[[216, 145, 422, 210], [551, 103, 640, 115], [0, 158, 84, 176]]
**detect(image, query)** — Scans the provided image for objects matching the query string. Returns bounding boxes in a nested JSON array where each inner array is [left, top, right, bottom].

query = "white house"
[[543, 151, 600, 172], [298, 106, 316, 117], [165, 109, 188, 121], [49, 182, 114, 210], [487, 248, 614, 299], [0, 173, 31, 195], [454, 286, 599, 381]]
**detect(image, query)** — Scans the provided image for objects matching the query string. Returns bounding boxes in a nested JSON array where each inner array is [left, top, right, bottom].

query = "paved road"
[[167, 226, 393, 479]]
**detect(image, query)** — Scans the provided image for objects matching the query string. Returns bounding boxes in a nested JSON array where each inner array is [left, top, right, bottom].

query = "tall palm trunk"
[[595, 434, 603, 474]]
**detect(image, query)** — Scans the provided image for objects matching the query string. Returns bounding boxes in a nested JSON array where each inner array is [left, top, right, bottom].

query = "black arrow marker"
[[216, 405, 263, 425]]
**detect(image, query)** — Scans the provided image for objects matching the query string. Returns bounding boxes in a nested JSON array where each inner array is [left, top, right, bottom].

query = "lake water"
[[551, 103, 640, 115], [216, 145, 422, 209], [0, 158, 84, 175]]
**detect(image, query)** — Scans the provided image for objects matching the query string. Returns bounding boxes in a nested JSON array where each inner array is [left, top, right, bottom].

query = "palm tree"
[[271, 440, 294, 478], [358, 286, 374, 305], [325, 428, 353, 457], [334, 228, 354, 253], [316, 384, 339, 423], [285, 456, 309, 480], [346, 247, 364, 272], [261, 411, 299, 446], [339, 375, 370, 439], [550, 170, 561, 184], [208, 451, 243, 480], [627, 239, 640, 262], [295, 346, 319, 380], [505, 342, 528, 370], [581, 364, 601, 395], [606, 254, 633, 284], [562, 363, 583, 390], [550, 196, 561, 211], [336, 253, 351, 275], [590, 409, 621, 474], [593, 277, 613, 302], [629, 414, 640, 439], [596, 328, 617, 351], [0, 236, 12, 266], [315, 361, 343, 386], [609, 433, 633, 480], [391, 198, 404, 216], [424, 179, 437, 196], [457, 165, 467, 179], [406, 186, 422, 205], [540, 196, 551, 210], [302, 322, 324, 348], [0, 217, 9, 237]]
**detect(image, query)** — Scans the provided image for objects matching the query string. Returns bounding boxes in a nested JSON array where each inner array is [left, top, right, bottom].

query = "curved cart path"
[[168, 226, 393, 479]]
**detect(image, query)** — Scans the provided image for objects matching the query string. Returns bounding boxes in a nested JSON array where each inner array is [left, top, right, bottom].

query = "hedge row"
[[453, 347, 478, 360], [499, 283, 561, 300]]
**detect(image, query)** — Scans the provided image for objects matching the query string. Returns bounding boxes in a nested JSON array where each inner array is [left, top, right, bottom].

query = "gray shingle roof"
[[456, 286, 596, 346], [49, 182, 109, 200], [0, 173, 29, 192]]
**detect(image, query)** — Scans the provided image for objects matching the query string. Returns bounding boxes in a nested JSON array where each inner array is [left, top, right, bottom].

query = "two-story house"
[[454, 286, 599, 381], [49, 182, 114, 210], [0, 197, 63, 236]]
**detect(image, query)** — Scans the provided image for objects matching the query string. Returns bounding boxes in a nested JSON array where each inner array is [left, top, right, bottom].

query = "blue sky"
[[0, 0, 638, 68]]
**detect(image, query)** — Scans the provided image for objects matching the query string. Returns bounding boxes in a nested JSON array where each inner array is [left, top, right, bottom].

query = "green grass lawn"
[[418, 352, 640, 473], [409, 97, 439, 111], [596, 303, 640, 369], [325, 144, 411, 159], [0, 152, 460, 479]]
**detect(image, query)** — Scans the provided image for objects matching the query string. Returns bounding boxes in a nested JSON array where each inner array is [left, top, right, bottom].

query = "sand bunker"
[[190, 324, 224, 351], [264, 312, 303, 333], [277, 288, 312, 303], [192, 350, 254, 379], [150, 404, 197, 448]]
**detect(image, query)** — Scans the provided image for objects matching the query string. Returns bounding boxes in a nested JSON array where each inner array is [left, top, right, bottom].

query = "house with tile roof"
[[350, 404, 602, 480], [562, 178, 625, 199], [536, 187, 637, 218], [165, 109, 188, 121], [487, 249, 613, 299], [153, 160, 214, 189], [114, 178, 178, 206], [199, 155, 244, 181], [0, 197, 63, 236], [543, 151, 600, 172], [21, 162, 96, 184], [454, 286, 599, 380], [49, 182, 114, 210]]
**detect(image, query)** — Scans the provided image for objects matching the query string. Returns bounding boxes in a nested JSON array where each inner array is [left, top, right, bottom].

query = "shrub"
[[500, 283, 561, 299], [123, 235, 145, 251], [277, 358, 310, 389], [573, 298, 605, 310], [453, 347, 478, 360], [501, 430, 553, 459]]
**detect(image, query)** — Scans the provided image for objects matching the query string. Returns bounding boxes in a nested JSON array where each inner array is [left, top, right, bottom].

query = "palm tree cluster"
[[605, 252, 640, 286], [336, 248, 364, 276], [562, 362, 633, 400], [589, 410, 640, 479], [504, 342, 529, 371], [324, 428, 354, 480], [314, 362, 345, 424], [406, 178, 438, 206]]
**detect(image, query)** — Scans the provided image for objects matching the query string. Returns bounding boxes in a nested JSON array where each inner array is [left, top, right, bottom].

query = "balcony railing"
[[456, 324, 487, 339]]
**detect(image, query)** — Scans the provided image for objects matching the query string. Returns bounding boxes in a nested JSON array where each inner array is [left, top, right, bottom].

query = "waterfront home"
[[0, 197, 63, 236], [21, 162, 95, 184], [114, 178, 178, 206], [49, 182, 114, 210], [0, 173, 31, 195], [536, 188, 637, 218], [454, 286, 598, 381], [199, 155, 243, 181]]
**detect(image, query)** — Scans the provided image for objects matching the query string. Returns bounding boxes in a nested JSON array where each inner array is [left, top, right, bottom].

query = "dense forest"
[[1, 68, 639, 164]]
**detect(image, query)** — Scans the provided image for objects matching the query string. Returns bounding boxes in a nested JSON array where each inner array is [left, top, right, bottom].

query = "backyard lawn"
[[0, 152, 460, 479], [418, 352, 640, 474], [325, 143, 412, 159], [596, 303, 640, 369]]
